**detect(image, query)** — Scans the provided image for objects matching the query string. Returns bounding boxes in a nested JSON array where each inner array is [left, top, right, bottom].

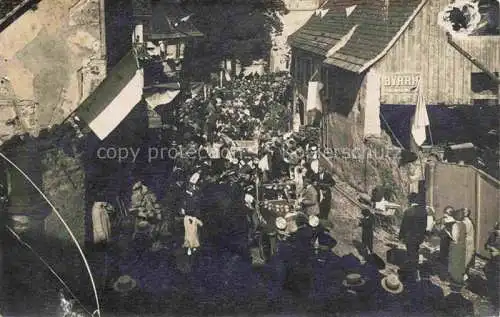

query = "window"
[[474, 0, 499, 35], [297, 57, 303, 84], [321, 67, 329, 99], [471, 72, 499, 96], [305, 59, 312, 82], [473, 98, 498, 105]]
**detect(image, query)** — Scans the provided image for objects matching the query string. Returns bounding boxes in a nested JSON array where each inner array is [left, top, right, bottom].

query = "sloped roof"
[[149, 2, 203, 40], [0, 0, 38, 30], [288, 1, 363, 56], [289, 0, 427, 73]]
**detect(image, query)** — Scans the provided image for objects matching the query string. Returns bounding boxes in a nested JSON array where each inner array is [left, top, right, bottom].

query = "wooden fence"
[[425, 161, 499, 258]]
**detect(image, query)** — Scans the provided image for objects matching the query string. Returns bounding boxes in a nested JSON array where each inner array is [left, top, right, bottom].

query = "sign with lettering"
[[381, 73, 421, 94], [232, 140, 259, 155]]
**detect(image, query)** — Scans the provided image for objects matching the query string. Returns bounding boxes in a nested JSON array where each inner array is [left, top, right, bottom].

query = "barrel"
[[444, 142, 476, 164]]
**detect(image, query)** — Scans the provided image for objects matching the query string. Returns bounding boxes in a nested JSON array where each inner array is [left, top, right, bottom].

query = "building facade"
[[0, 0, 202, 245], [289, 0, 500, 149], [270, 0, 329, 72], [0, 0, 117, 244]]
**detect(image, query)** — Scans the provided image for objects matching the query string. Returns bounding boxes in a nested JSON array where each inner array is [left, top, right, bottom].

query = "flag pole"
[[427, 124, 434, 146]]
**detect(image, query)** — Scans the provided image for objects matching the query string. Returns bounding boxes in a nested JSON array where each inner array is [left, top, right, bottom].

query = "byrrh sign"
[[381, 73, 421, 94]]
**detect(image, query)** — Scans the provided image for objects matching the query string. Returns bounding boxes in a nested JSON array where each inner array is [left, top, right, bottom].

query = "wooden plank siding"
[[375, 0, 500, 105], [292, 48, 325, 100]]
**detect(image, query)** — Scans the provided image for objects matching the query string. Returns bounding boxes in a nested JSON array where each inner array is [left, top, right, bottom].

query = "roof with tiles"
[[289, 0, 427, 72], [288, 0, 362, 56], [0, 0, 38, 30]]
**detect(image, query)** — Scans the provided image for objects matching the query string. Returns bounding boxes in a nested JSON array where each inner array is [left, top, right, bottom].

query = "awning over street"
[[144, 86, 181, 109], [75, 50, 144, 140]]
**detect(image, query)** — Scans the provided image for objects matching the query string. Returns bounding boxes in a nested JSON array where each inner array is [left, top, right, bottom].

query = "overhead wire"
[[0, 152, 101, 317], [379, 112, 405, 149], [5, 225, 93, 317]]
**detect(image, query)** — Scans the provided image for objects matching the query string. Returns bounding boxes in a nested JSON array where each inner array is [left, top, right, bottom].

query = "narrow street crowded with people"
[[0, 0, 499, 316]]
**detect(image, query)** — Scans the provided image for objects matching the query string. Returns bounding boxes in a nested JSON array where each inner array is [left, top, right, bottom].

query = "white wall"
[[270, 11, 315, 72]]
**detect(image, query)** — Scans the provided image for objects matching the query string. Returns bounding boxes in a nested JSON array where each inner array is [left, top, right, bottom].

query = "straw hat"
[[342, 273, 366, 287], [381, 274, 404, 294], [136, 220, 151, 231], [113, 275, 137, 293], [275, 217, 287, 230], [308, 215, 319, 227]]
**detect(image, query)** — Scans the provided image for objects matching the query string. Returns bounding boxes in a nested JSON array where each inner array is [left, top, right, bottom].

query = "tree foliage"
[[180, 0, 287, 80]]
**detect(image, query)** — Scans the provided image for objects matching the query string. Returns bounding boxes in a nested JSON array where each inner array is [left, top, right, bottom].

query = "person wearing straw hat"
[[113, 275, 137, 293], [342, 273, 367, 289], [338, 273, 370, 313], [376, 273, 405, 313], [112, 275, 138, 311], [381, 275, 404, 295]]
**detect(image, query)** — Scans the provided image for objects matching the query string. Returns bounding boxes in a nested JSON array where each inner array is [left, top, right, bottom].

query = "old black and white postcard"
[[0, 0, 499, 316]]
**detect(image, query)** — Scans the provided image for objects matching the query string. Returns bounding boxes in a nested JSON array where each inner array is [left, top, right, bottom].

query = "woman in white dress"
[[294, 159, 307, 197]]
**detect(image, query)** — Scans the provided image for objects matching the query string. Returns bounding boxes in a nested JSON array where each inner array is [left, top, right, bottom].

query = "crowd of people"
[[395, 194, 500, 313], [174, 72, 291, 142], [83, 72, 500, 316], [82, 71, 359, 314]]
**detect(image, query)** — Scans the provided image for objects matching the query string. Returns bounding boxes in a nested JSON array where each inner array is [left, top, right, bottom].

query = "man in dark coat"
[[183, 185, 201, 219], [360, 208, 375, 254], [398, 192, 427, 279], [317, 167, 335, 220], [161, 174, 185, 236]]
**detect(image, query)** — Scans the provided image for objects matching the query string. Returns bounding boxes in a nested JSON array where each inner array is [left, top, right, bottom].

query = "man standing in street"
[[398, 192, 427, 280], [317, 166, 335, 221], [360, 208, 375, 255], [301, 176, 320, 217]]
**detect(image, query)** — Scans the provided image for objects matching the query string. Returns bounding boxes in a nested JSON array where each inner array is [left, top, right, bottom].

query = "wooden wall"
[[426, 161, 500, 258], [292, 48, 325, 99], [375, 0, 500, 105]]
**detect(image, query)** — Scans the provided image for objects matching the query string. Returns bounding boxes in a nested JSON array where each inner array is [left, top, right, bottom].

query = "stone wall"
[[41, 143, 86, 244], [0, 0, 106, 142], [322, 135, 411, 207], [322, 71, 414, 207], [0, 128, 87, 244]]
